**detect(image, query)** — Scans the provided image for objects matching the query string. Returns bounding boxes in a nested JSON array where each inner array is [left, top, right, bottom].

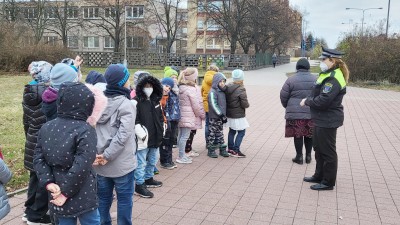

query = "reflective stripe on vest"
[[316, 68, 346, 89]]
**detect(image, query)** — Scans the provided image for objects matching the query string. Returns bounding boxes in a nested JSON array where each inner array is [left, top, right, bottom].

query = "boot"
[[292, 154, 303, 164], [207, 144, 218, 158], [305, 153, 311, 164], [219, 144, 230, 157]]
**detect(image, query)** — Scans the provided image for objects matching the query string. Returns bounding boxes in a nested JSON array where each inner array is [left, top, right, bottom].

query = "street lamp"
[[386, 0, 391, 38], [345, 7, 383, 36]]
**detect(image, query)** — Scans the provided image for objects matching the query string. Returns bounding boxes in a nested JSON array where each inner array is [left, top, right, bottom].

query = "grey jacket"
[[0, 159, 12, 220], [280, 70, 316, 120], [95, 95, 137, 178], [208, 73, 227, 119]]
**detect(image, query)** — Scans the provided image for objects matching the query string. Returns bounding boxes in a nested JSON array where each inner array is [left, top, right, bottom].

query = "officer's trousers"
[[313, 126, 337, 186]]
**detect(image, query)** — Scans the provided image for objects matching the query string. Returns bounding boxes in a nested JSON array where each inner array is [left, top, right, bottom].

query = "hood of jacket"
[[135, 75, 163, 102], [42, 87, 58, 103], [84, 84, 108, 127], [57, 82, 95, 122], [204, 70, 217, 86], [97, 95, 126, 124], [211, 73, 226, 90]]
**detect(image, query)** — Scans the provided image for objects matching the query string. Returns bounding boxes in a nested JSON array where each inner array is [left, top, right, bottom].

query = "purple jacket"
[[178, 84, 205, 129]]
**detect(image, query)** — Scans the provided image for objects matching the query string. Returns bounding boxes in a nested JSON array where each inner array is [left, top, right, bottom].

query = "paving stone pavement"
[[3, 61, 400, 225]]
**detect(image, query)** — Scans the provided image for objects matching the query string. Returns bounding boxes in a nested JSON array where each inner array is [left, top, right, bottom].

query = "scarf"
[[104, 85, 131, 99]]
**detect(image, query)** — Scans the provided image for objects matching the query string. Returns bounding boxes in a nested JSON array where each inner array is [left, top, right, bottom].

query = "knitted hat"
[[164, 68, 178, 78], [170, 66, 180, 74], [232, 69, 244, 81], [182, 67, 198, 82], [161, 77, 174, 88], [85, 70, 106, 85], [29, 61, 53, 83], [133, 71, 150, 87], [104, 64, 130, 87], [50, 63, 78, 90], [296, 58, 310, 70]]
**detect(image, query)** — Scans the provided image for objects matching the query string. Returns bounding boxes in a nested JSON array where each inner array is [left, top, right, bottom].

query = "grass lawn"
[[0, 67, 230, 191]]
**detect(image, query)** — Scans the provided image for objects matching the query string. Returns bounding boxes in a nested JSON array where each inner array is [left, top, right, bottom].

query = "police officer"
[[300, 47, 350, 191]]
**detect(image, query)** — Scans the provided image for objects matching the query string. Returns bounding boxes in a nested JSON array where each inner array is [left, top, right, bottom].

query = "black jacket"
[[280, 70, 316, 120], [305, 68, 346, 128], [22, 84, 47, 171], [34, 82, 98, 218], [225, 83, 249, 118], [134, 75, 164, 148]]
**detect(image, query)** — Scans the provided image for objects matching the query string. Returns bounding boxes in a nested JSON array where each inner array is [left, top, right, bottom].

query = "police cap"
[[319, 46, 344, 59]]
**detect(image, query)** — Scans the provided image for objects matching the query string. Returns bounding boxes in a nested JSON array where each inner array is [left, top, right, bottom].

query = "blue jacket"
[[166, 91, 180, 121], [0, 159, 12, 220], [208, 73, 227, 119]]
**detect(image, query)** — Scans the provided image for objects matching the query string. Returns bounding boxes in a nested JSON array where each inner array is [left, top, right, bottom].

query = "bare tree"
[[1, 0, 21, 22], [145, 0, 184, 53], [21, 0, 49, 44]]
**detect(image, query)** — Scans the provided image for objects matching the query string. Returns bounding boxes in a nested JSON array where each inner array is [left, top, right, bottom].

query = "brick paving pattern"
[[2, 62, 400, 224]]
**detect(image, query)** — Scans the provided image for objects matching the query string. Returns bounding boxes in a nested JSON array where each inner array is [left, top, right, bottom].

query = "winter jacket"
[[225, 83, 249, 118], [208, 73, 227, 119], [41, 87, 58, 121], [178, 84, 205, 129], [22, 84, 47, 171], [166, 90, 181, 121], [0, 159, 12, 220], [34, 82, 105, 218], [280, 70, 316, 120], [95, 95, 137, 177], [134, 75, 164, 149], [201, 70, 217, 112], [305, 67, 347, 128]]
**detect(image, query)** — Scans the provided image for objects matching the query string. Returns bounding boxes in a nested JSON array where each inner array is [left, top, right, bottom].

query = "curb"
[[7, 187, 28, 198]]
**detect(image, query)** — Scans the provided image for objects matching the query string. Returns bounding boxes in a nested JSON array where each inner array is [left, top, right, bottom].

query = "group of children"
[[20, 57, 250, 225]]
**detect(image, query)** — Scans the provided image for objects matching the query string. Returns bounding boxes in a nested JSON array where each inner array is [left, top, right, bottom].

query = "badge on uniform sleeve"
[[322, 83, 333, 93]]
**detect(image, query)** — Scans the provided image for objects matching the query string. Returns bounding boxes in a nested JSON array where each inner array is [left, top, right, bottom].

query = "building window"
[[24, 8, 37, 19], [44, 8, 57, 19], [126, 6, 144, 19], [207, 20, 219, 31], [67, 36, 78, 48], [206, 38, 221, 49], [67, 7, 79, 19], [127, 36, 144, 48], [42, 36, 58, 46], [104, 36, 115, 48], [84, 36, 99, 48], [224, 40, 230, 49], [178, 12, 188, 21], [197, 20, 203, 29], [83, 7, 99, 19], [105, 8, 116, 18], [182, 28, 188, 34]]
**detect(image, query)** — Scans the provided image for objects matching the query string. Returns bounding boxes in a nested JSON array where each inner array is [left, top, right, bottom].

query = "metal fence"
[[77, 52, 290, 70]]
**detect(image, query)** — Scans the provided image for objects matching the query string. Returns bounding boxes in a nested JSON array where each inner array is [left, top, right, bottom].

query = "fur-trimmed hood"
[[84, 84, 108, 127], [135, 75, 163, 102]]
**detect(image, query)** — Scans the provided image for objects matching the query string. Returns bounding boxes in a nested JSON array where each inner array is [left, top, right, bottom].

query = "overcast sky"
[[289, 0, 400, 48]]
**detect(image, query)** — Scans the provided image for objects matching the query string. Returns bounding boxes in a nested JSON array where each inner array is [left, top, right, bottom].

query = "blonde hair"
[[233, 80, 244, 86], [208, 64, 219, 72], [332, 58, 350, 83]]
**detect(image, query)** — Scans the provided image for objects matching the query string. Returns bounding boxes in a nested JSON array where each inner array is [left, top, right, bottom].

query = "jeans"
[[205, 113, 210, 144], [58, 209, 100, 225], [228, 128, 246, 152], [97, 170, 134, 225], [25, 171, 50, 222], [134, 148, 159, 185], [178, 127, 191, 158]]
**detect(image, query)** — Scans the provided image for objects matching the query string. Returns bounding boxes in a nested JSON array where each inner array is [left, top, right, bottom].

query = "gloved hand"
[[220, 114, 228, 124]]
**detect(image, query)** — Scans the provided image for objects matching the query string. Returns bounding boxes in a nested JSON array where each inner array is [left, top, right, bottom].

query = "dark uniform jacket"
[[225, 83, 249, 118], [34, 82, 98, 218], [280, 70, 316, 120], [305, 67, 346, 128], [208, 73, 227, 119], [22, 84, 47, 171], [135, 75, 164, 148]]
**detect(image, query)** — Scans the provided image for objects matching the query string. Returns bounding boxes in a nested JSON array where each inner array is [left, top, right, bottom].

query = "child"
[[225, 69, 250, 158], [134, 74, 164, 198], [207, 72, 229, 158], [159, 77, 180, 169], [94, 64, 137, 225], [34, 82, 107, 225], [0, 146, 12, 220], [164, 66, 180, 147], [85, 70, 107, 91], [130, 71, 150, 99], [177, 68, 205, 163], [23, 61, 53, 224]]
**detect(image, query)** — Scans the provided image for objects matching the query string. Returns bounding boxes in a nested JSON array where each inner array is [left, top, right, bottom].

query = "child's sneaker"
[[228, 149, 240, 157], [135, 184, 154, 198], [237, 151, 246, 158], [187, 151, 200, 157], [176, 156, 192, 164], [170, 161, 178, 168], [145, 177, 163, 188], [160, 163, 175, 170]]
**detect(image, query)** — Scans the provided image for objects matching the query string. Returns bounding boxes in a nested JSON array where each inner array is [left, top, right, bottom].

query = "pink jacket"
[[178, 84, 205, 129]]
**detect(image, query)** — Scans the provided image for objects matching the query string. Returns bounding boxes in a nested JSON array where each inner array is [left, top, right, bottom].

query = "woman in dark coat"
[[34, 82, 107, 224], [280, 58, 316, 164]]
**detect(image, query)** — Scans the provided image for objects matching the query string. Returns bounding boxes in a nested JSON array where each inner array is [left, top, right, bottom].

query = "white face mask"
[[319, 62, 329, 72], [143, 87, 153, 97]]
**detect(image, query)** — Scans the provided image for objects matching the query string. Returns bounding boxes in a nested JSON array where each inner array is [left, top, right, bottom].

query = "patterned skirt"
[[285, 119, 314, 138]]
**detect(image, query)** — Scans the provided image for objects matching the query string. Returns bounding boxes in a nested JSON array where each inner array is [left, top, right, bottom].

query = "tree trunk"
[[230, 35, 237, 54]]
